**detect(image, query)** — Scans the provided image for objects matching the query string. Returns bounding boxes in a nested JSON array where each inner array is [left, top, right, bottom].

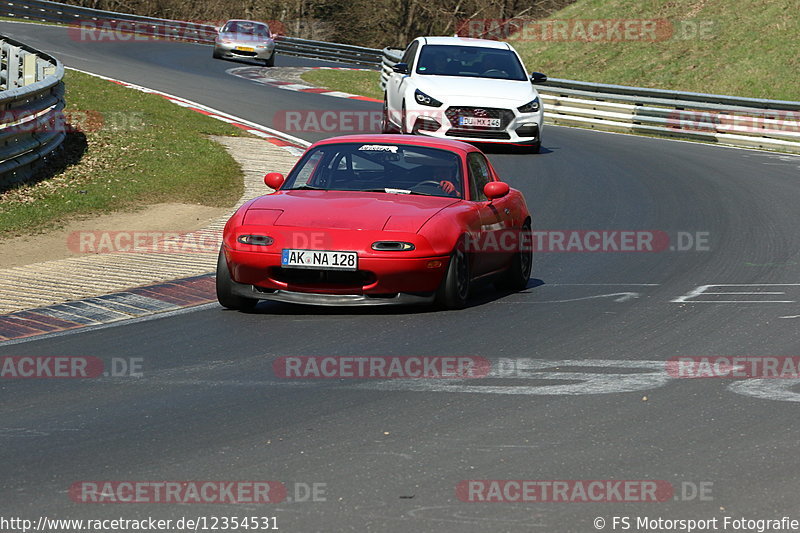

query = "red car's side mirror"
[[484, 181, 509, 200], [264, 172, 285, 190]]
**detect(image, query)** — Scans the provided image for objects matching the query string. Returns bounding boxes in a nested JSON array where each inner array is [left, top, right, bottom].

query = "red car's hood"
[[247, 190, 459, 232]]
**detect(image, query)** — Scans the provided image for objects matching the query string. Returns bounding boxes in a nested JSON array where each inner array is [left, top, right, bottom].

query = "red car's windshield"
[[284, 143, 464, 198]]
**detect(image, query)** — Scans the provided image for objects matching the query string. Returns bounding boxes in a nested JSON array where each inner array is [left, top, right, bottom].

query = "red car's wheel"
[[436, 238, 470, 309], [216, 249, 258, 311], [496, 220, 533, 291]]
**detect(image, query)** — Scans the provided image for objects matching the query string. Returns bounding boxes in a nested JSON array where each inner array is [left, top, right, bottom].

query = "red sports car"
[[216, 134, 532, 310]]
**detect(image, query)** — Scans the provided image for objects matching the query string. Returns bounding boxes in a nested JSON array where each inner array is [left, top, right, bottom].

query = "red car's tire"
[[435, 239, 470, 309], [216, 249, 258, 311], [495, 221, 533, 291]]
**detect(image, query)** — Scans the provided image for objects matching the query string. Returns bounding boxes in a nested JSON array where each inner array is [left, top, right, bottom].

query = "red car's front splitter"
[[229, 283, 438, 306], [226, 250, 450, 305]]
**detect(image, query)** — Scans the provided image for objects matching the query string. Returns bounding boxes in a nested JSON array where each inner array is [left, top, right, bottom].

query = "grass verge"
[[510, 0, 799, 101], [0, 69, 247, 237], [300, 69, 383, 100]]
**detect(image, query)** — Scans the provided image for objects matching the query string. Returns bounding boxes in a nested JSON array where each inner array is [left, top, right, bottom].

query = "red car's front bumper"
[[225, 248, 450, 304]]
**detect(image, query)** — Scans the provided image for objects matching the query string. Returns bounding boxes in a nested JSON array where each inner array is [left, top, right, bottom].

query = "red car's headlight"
[[237, 235, 274, 246], [372, 241, 415, 251]]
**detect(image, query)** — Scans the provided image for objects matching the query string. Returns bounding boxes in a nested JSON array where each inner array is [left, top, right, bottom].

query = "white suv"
[[382, 36, 547, 153]]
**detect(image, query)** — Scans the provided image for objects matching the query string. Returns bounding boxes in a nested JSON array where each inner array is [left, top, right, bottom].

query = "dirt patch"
[[0, 203, 229, 268]]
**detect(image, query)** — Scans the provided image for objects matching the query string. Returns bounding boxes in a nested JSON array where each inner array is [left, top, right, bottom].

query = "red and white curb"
[[68, 67, 311, 155], [0, 275, 216, 344], [227, 66, 383, 103]]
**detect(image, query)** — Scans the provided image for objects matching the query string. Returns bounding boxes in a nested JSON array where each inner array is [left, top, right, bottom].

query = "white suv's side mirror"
[[530, 72, 548, 84]]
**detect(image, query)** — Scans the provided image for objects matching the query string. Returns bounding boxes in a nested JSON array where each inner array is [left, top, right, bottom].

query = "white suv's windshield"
[[415, 45, 527, 81]]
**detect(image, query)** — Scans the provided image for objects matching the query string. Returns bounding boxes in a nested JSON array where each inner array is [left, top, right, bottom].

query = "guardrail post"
[[0, 40, 8, 91], [22, 51, 36, 85], [36, 57, 56, 80], [36, 57, 46, 82], [6, 44, 20, 88]]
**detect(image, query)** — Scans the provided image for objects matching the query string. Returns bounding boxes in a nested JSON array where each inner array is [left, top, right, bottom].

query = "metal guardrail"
[[276, 35, 382, 67], [0, 0, 383, 67], [380, 48, 800, 153], [0, 33, 65, 188]]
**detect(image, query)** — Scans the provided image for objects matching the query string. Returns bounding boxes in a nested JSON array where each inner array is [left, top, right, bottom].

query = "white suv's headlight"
[[415, 89, 443, 107], [517, 97, 541, 113]]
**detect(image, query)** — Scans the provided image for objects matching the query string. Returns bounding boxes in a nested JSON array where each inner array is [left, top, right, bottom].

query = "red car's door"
[[466, 153, 516, 276]]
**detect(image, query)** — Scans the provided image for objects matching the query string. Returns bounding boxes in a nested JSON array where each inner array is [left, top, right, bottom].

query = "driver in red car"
[[437, 163, 461, 197], [439, 180, 458, 195]]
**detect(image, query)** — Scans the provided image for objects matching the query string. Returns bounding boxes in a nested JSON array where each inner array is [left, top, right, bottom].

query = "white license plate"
[[281, 249, 358, 271], [459, 116, 501, 128]]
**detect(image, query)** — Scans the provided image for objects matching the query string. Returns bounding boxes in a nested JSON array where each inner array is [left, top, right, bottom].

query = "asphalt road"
[[2, 21, 800, 533]]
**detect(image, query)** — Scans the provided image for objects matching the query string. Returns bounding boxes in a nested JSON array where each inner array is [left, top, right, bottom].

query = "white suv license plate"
[[459, 116, 501, 128], [281, 249, 358, 271]]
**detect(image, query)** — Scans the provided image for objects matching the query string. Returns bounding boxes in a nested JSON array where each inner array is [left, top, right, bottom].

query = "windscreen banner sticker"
[[358, 144, 399, 153]]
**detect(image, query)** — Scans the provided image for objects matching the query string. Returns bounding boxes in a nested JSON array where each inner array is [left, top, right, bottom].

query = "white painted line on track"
[[672, 284, 800, 303], [497, 292, 641, 303]]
